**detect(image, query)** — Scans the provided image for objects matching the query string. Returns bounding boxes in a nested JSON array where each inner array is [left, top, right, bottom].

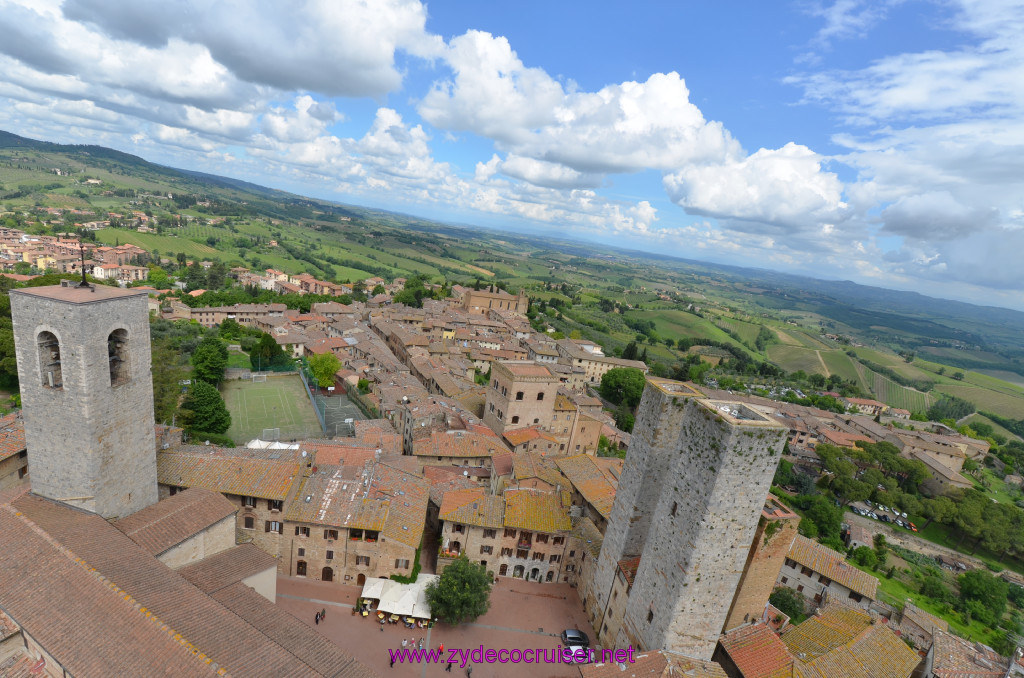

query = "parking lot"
[[276, 576, 594, 677], [849, 500, 919, 533]]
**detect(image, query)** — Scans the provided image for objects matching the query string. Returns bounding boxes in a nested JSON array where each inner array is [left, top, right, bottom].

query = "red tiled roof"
[[787, 535, 878, 599], [178, 544, 277, 594], [10, 493, 374, 676], [439, 488, 504, 528], [555, 455, 616, 519], [157, 447, 301, 500], [114, 487, 236, 556], [503, 489, 570, 534], [580, 650, 726, 677], [0, 412, 26, 463], [719, 622, 794, 678]]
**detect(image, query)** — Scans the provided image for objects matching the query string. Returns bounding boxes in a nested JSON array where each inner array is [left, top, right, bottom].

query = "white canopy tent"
[[360, 574, 439, 619]]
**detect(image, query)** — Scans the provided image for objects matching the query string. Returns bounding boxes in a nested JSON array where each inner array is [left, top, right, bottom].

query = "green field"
[[95, 227, 221, 258], [820, 350, 862, 383], [766, 344, 826, 374], [871, 372, 933, 413], [933, 383, 1024, 419], [962, 413, 1023, 441], [221, 375, 323, 443], [637, 309, 758, 357]]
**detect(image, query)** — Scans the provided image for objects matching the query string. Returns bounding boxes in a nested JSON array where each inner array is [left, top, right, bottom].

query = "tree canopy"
[[599, 367, 647, 408], [308, 352, 342, 388], [181, 380, 231, 435], [424, 556, 492, 625], [190, 336, 228, 384]]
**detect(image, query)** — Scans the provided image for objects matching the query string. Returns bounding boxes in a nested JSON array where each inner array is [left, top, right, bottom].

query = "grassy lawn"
[[932, 382, 1024, 419], [226, 350, 250, 369], [221, 375, 323, 443]]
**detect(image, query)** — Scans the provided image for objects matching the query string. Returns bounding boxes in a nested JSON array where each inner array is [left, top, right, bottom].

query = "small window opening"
[[108, 329, 129, 386], [37, 331, 63, 389]]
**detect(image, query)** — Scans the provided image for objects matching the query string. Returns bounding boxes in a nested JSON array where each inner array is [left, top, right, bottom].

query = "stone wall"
[[159, 515, 237, 570], [10, 287, 157, 519], [586, 379, 786, 660]]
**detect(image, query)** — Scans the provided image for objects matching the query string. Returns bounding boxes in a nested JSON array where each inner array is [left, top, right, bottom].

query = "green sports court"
[[221, 375, 324, 444]]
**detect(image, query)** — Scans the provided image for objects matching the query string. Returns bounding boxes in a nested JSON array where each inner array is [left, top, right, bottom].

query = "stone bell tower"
[[9, 280, 157, 518]]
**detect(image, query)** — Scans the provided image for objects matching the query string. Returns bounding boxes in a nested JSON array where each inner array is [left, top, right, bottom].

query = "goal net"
[[252, 374, 267, 383], [261, 428, 280, 441]]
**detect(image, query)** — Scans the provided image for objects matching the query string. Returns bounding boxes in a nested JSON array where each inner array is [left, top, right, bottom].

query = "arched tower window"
[[108, 329, 129, 387], [37, 331, 63, 390]]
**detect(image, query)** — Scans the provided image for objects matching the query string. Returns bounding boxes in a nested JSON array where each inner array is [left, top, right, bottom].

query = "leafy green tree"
[[614, 405, 635, 433], [151, 338, 187, 425], [768, 587, 805, 620], [920, 576, 949, 601], [873, 533, 888, 570], [147, 265, 170, 289], [190, 336, 228, 384], [599, 367, 647, 408], [206, 261, 227, 290], [958, 570, 1009, 626], [183, 263, 206, 291], [424, 556, 492, 625], [248, 332, 286, 371], [622, 341, 639, 361], [218, 318, 244, 340], [308, 352, 342, 388], [181, 380, 231, 435], [850, 546, 878, 569]]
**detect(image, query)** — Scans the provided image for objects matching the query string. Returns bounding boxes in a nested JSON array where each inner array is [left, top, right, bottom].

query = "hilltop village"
[[0, 234, 1019, 677]]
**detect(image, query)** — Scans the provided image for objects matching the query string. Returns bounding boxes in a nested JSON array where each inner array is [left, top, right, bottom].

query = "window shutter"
[[265, 521, 271, 533]]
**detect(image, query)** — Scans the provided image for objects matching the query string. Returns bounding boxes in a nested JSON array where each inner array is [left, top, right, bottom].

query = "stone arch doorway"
[[322, 567, 333, 582], [513, 565, 524, 578], [296, 560, 307, 576], [357, 573, 366, 586], [530, 568, 540, 581], [546, 571, 554, 582]]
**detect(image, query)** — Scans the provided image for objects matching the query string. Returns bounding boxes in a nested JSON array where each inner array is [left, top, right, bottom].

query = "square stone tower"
[[587, 377, 786, 660], [9, 282, 157, 519], [483, 360, 558, 434]]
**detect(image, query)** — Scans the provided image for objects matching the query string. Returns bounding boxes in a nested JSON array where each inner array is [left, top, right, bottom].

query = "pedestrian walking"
[[445, 661, 452, 672], [321, 608, 326, 620], [390, 656, 395, 668], [402, 638, 408, 648], [315, 612, 320, 625], [466, 665, 472, 677]]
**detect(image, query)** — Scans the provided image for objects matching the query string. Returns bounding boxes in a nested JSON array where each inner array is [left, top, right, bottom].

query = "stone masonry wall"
[[586, 382, 682, 640], [618, 396, 786, 659], [10, 289, 157, 519]]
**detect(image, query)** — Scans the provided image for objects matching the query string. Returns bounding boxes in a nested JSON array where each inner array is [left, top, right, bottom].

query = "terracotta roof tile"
[[555, 455, 616, 519], [369, 462, 430, 548], [929, 629, 1009, 677], [0, 411, 26, 463], [413, 430, 508, 458], [439, 488, 504, 528], [511, 451, 566, 488], [503, 489, 570, 534], [11, 493, 375, 676], [284, 465, 389, 531], [787, 535, 878, 599], [157, 447, 301, 500], [719, 622, 795, 678], [114, 487, 236, 556], [176, 544, 276, 595], [580, 650, 727, 677], [0, 500, 222, 676]]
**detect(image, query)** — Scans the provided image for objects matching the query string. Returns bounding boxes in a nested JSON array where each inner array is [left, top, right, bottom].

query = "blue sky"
[[0, 0, 1021, 309]]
